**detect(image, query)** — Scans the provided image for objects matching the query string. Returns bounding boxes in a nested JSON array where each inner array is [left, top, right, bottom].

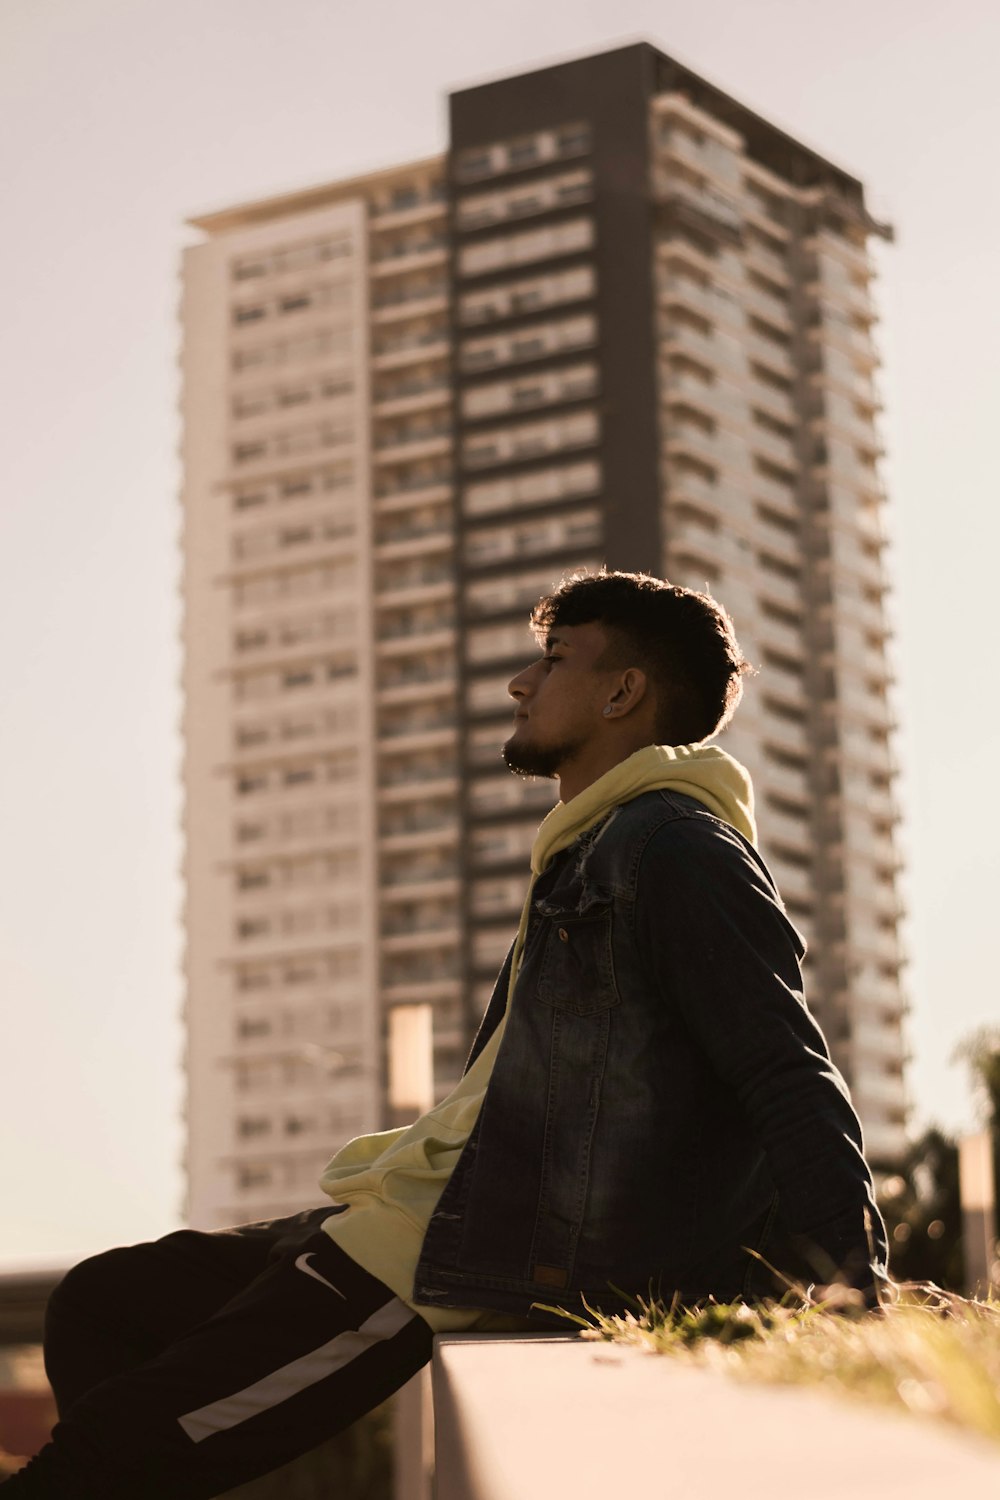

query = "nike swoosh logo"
[[294, 1253, 347, 1298]]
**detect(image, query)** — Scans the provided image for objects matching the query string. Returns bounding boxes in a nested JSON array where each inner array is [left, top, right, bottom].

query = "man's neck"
[[556, 739, 653, 805]]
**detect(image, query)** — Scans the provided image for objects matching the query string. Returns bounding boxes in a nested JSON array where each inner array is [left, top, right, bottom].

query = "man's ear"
[[602, 669, 649, 721], [615, 667, 649, 714]]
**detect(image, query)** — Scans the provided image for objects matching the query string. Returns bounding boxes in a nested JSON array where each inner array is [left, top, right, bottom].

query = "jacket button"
[[558, 927, 569, 942]]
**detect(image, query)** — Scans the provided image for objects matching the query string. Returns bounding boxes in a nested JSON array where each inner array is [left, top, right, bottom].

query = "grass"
[[540, 1282, 1000, 1448]]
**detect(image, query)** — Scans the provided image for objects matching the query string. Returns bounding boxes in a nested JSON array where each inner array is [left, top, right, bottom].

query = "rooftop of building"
[[187, 41, 890, 241]]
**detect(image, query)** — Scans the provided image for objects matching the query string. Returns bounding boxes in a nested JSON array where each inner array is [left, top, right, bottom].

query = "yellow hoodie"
[[320, 742, 755, 1330]]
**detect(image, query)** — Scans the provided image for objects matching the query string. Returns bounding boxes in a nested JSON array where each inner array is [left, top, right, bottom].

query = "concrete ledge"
[[432, 1333, 1000, 1499]]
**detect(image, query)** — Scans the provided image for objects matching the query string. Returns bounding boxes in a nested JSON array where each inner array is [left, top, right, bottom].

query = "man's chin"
[[501, 735, 561, 780]]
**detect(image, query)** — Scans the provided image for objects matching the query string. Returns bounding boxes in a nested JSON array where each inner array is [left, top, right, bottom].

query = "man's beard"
[[501, 730, 580, 780]]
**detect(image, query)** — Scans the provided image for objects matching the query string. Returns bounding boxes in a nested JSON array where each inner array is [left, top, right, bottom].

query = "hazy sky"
[[2, 0, 998, 1268]]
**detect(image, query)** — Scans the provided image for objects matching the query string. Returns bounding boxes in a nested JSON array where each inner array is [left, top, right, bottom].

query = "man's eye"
[[543, 656, 560, 667]]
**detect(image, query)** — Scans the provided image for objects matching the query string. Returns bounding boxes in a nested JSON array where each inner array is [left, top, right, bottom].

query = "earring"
[[603, 706, 613, 717]]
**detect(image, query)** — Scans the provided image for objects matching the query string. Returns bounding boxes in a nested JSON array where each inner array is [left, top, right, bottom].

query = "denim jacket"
[[413, 789, 888, 1321]]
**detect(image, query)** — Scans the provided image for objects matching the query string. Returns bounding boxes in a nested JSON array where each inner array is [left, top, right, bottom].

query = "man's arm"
[[633, 811, 889, 1299]]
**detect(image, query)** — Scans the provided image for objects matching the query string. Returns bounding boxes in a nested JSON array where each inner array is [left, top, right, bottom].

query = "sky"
[[1, 0, 998, 1268]]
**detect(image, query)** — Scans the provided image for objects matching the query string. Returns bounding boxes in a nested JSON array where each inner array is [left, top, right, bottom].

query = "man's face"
[[501, 621, 614, 779]]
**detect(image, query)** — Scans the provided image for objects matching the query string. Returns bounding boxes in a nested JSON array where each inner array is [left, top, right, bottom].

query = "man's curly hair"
[[529, 568, 753, 745]]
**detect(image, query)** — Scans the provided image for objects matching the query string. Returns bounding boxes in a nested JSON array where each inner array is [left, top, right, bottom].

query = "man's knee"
[[46, 1245, 147, 1336]]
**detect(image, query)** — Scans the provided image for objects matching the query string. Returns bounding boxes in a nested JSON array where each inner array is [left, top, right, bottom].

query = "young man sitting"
[[6, 570, 888, 1499]]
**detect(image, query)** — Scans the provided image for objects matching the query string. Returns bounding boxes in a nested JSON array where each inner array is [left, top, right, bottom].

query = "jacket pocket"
[[534, 904, 620, 1015]]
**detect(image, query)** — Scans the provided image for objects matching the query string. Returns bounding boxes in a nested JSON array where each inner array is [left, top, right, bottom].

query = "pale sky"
[[1, 0, 998, 1268]]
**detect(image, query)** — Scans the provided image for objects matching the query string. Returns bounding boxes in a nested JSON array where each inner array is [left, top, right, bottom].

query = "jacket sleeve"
[[633, 811, 889, 1298]]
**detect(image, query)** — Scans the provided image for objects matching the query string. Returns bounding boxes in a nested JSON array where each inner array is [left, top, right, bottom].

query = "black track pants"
[[1, 1207, 433, 1499]]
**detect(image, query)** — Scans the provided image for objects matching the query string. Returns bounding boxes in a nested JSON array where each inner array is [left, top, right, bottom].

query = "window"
[[456, 170, 592, 232], [753, 408, 794, 442], [508, 139, 538, 167], [556, 123, 590, 157], [751, 362, 791, 394], [756, 503, 798, 535], [237, 1165, 272, 1190], [462, 409, 598, 471], [237, 1015, 271, 1038], [456, 149, 494, 182], [749, 314, 790, 349], [461, 362, 598, 421], [754, 456, 795, 488], [237, 772, 269, 796], [459, 218, 594, 277], [233, 259, 267, 281], [466, 561, 600, 618], [460, 265, 595, 329]]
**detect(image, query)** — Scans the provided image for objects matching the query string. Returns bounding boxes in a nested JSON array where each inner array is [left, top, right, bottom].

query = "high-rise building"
[[180, 42, 906, 1229]]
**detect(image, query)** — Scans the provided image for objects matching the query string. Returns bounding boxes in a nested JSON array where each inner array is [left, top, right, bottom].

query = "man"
[[6, 569, 888, 1498]]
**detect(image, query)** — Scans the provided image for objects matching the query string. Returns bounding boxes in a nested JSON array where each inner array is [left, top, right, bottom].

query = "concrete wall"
[[431, 1333, 1000, 1498]]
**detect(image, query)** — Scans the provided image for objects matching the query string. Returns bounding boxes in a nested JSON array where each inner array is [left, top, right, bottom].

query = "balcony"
[[381, 977, 462, 1005], [744, 235, 790, 286], [760, 806, 811, 854], [374, 423, 452, 467], [374, 470, 452, 503], [380, 704, 454, 735], [377, 605, 454, 639], [803, 227, 874, 279], [381, 876, 461, 906], [371, 285, 449, 328], [655, 132, 740, 194], [374, 384, 451, 423], [379, 820, 458, 853], [380, 923, 461, 953], [377, 659, 455, 701], [743, 283, 793, 334], [808, 273, 876, 328], [379, 759, 459, 791], [658, 274, 740, 334], [743, 332, 793, 381], [757, 613, 803, 660], [804, 319, 879, 371], [754, 569, 802, 612], [370, 186, 447, 230], [376, 540, 452, 576], [659, 324, 738, 377], [371, 328, 450, 369], [370, 239, 448, 277], [664, 471, 721, 511], [750, 422, 796, 470], [375, 513, 453, 550], [852, 1069, 907, 1111], [375, 572, 454, 613], [758, 715, 808, 760], [760, 759, 810, 804], [382, 856, 459, 886], [748, 380, 795, 429], [861, 1118, 909, 1164], [653, 173, 743, 241], [768, 857, 813, 906]]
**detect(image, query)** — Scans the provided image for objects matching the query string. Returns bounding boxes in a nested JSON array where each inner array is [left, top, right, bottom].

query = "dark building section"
[[448, 45, 667, 1024], [445, 44, 905, 1164]]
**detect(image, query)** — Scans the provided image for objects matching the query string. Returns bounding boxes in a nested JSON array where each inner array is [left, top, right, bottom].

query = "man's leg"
[[4, 1214, 433, 1499], [45, 1210, 315, 1416]]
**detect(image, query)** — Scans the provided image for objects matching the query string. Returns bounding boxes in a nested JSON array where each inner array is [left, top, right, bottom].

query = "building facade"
[[180, 42, 906, 1229]]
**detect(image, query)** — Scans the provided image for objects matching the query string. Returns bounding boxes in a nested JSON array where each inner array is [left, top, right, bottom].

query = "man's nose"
[[507, 662, 538, 701]]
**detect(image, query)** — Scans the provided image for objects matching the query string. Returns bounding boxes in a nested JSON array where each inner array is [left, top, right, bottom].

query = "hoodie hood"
[[530, 741, 756, 877]]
